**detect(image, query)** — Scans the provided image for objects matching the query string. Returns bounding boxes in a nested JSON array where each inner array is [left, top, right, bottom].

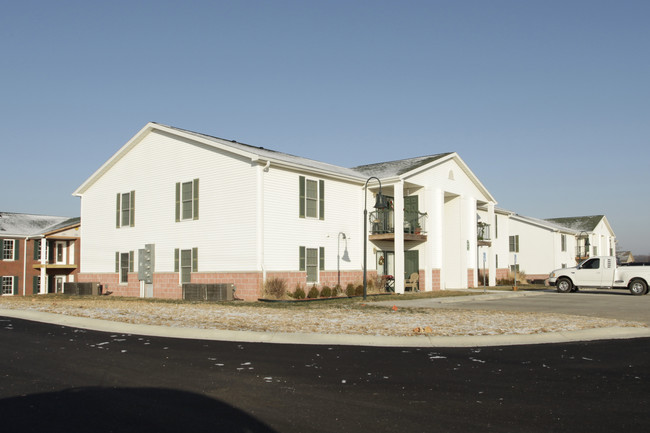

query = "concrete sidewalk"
[[2, 306, 649, 348]]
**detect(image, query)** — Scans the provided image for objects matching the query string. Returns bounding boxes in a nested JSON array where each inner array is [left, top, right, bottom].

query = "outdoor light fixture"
[[363, 176, 388, 300], [337, 232, 350, 288]]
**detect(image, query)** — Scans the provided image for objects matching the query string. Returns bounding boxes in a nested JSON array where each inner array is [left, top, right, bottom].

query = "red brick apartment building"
[[0, 212, 80, 296]]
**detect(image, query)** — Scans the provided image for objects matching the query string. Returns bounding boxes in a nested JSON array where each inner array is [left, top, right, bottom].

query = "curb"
[[2, 308, 650, 348]]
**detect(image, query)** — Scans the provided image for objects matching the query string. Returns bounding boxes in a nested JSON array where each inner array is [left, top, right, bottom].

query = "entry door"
[[404, 250, 419, 280], [404, 196, 419, 233], [55, 276, 64, 293]]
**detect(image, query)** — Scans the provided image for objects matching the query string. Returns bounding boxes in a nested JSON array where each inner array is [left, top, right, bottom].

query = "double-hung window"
[[299, 176, 324, 220], [2, 276, 16, 295], [115, 251, 134, 284], [174, 248, 198, 284], [509, 235, 519, 253], [175, 179, 199, 221], [116, 191, 135, 228], [2, 239, 16, 261], [299, 246, 325, 283]]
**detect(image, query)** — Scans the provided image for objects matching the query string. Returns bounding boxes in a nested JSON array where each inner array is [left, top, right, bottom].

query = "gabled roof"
[[511, 213, 581, 234], [545, 215, 606, 232], [353, 154, 453, 178], [0, 212, 76, 237], [74, 123, 497, 205]]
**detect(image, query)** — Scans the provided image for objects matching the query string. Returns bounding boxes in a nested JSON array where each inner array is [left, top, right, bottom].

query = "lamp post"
[[337, 232, 349, 288], [363, 177, 388, 300]]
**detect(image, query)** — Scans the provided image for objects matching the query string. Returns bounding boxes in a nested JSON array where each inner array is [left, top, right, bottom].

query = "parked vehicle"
[[548, 256, 650, 296]]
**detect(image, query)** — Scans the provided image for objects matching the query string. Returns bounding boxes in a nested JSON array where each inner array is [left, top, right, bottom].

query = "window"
[[299, 176, 324, 220], [581, 258, 600, 269], [174, 248, 198, 284], [2, 276, 16, 295], [299, 246, 324, 283], [56, 241, 66, 264], [561, 234, 567, 252], [593, 246, 598, 256], [2, 239, 17, 261], [175, 179, 199, 221], [494, 215, 498, 239], [509, 235, 519, 253], [116, 191, 135, 228], [495, 254, 498, 269], [510, 264, 520, 273], [115, 251, 134, 284]]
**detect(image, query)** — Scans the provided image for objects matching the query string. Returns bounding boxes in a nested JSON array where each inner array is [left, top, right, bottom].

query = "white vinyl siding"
[[79, 130, 257, 274]]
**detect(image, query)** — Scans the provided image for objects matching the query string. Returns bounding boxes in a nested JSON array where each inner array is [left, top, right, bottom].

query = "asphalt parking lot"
[[379, 288, 650, 325]]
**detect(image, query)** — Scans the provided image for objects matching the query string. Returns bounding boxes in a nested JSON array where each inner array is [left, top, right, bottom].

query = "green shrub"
[[332, 285, 342, 296], [355, 284, 364, 296], [264, 277, 287, 299], [320, 286, 332, 298], [293, 285, 306, 299], [307, 285, 320, 299], [345, 283, 356, 297]]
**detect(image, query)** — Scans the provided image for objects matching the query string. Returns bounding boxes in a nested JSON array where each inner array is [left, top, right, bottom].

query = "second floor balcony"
[[368, 209, 427, 241]]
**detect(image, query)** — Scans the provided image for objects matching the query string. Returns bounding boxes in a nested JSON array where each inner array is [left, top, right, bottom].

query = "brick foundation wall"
[[431, 269, 441, 291], [467, 269, 475, 288]]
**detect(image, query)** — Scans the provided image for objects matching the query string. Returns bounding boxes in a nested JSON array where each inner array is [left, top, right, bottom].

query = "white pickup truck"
[[548, 256, 650, 296]]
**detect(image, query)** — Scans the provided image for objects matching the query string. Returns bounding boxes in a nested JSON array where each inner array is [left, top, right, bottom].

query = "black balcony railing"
[[477, 223, 491, 241], [369, 210, 427, 235]]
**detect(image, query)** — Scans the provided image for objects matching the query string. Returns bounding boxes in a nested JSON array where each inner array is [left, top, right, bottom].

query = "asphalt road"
[[379, 288, 650, 325], [1, 316, 649, 433]]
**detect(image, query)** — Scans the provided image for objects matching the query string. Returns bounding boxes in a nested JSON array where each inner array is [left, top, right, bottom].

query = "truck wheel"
[[628, 279, 648, 296], [556, 277, 573, 293]]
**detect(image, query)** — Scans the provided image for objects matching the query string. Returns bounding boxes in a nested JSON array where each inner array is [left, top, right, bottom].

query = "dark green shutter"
[[129, 251, 134, 272], [174, 248, 179, 272], [175, 183, 181, 222], [116, 193, 121, 228], [13, 276, 19, 295], [319, 247, 325, 271], [33, 240, 40, 260], [319, 180, 324, 220], [130, 191, 135, 227], [115, 252, 120, 273], [299, 246, 306, 271], [33, 276, 39, 294], [0, 238, 3, 261], [193, 179, 199, 220], [192, 247, 198, 272], [14, 239, 19, 260], [299, 176, 305, 218]]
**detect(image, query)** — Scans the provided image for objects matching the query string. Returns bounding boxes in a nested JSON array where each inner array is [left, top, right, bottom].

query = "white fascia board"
[[400, 152, 497, 204], [73, 122, 366, 196], [511, 214, 578, 234], [73, 122, 158, 196]]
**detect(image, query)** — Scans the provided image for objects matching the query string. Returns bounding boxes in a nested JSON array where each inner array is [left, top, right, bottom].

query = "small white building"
[[73, 123, 498, 300]]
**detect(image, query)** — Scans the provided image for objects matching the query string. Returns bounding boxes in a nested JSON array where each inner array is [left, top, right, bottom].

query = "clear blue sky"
[[2, 0, 649, 254]]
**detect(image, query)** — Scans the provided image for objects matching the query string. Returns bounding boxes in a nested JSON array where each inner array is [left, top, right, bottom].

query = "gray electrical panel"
[[138, 243, 155, 284]]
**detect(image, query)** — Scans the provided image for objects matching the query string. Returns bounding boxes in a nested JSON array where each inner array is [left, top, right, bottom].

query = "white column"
[[394, 181, 405, 293], [487, 203, 496, 286], [460, 195, 476, 288], [427, 188, 444, 290], [40, 238, 47, 294]]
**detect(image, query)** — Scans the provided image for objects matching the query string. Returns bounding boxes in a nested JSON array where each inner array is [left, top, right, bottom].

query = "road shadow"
[[0, 387, 277, 433]]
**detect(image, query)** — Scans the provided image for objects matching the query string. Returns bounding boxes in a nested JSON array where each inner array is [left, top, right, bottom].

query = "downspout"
[[260, 161, 270, 281]]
